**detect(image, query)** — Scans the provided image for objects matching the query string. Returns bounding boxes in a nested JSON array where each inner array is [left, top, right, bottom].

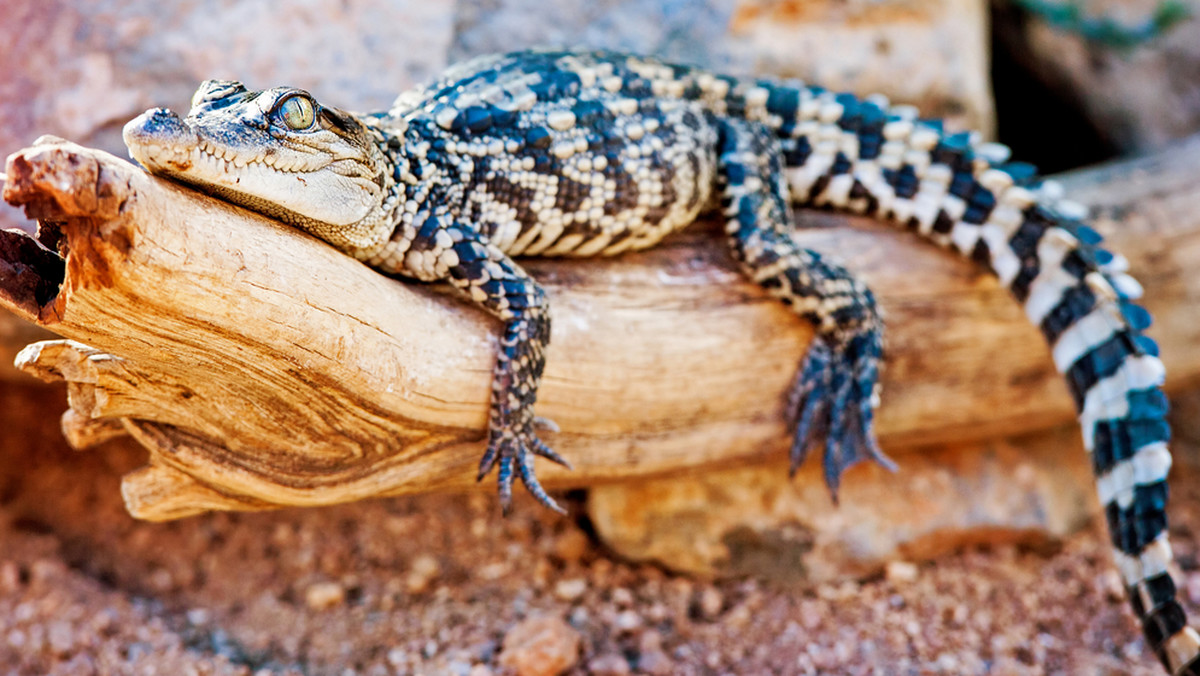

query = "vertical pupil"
[[284, 97, 310, 128]]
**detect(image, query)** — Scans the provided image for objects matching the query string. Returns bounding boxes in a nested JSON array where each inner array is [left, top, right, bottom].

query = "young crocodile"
[[122, 49, 1199, 673]]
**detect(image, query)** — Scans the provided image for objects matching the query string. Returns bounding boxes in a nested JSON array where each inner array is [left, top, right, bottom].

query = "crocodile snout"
[[123, 108, 199, 171]]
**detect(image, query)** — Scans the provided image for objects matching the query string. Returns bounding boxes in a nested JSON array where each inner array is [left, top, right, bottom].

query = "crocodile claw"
[[787, 330, 895, 500], [478, 422, 569, 515]]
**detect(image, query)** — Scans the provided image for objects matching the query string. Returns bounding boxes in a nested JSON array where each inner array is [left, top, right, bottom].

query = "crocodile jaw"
[[124, 106, 389, 250]]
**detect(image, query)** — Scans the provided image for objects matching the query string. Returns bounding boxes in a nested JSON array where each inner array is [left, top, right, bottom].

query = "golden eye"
[[278, 94, 315, 130]]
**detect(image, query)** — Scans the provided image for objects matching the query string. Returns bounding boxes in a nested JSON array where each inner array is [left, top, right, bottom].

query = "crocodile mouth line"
[[136, 138, 317, 174], [137, 137, 368, 187]]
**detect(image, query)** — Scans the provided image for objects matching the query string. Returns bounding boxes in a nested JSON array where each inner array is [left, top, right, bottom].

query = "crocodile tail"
[[760, 84, 1200, 675], [991, 184, 1200, 676]]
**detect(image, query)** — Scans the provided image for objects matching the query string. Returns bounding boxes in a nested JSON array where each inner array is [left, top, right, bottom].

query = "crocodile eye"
[[277, 94, 316, 130]]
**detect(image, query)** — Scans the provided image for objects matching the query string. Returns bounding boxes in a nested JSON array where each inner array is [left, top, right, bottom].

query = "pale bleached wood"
[[2, 136, 1198, 520], [60, 409, 127, 451]]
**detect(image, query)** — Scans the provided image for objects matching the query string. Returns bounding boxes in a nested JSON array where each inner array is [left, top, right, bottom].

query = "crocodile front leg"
[[409, 214, 570, 513]]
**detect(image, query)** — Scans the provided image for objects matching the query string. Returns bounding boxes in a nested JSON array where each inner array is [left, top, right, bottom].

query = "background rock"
[[589, 425, 1095, 581], [999, 0, 1200, 152]]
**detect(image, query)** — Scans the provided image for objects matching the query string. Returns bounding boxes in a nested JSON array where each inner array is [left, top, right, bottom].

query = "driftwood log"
[[1, 136, 1198, 521]]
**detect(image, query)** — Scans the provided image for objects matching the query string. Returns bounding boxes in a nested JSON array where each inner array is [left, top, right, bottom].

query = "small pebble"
[[411, 553, 440, 578], [386, 648, 408, 667], [639, 629, 663, 653], [553, 578, 588, 601], [305, 581, 346, 610], [470, 518, 488, 538], [533, 557, 554, 587], [885, 560, 919, 584], [473, 640, 499, 662], [586, 652, 631, 675], [185, 608, 210, 626], [1101, 569, 1127, 602], [816, 580, 860, 601], [590, 559, 614, 586], [613, 609, 643, 633], [636, 649, 674, 675], [0, 561, 21, 592], [1187, 572, 1200, 605], [406, 554, 441, 594], [148, 567, 174, 593], [568, 606, 589, 627], [724, 602, 752, 628], [47, 621, 74, 656], [944, 603, 968, 627], [799, 600, 824, 630], [644, 602, 668, 623], [697, 586, 723, 620], [935, 653, 960, 671], [478, 561, 510, 581], [29, 559, 65, 586], [553, 530, 590, 563], [499, 615, 581, 676]]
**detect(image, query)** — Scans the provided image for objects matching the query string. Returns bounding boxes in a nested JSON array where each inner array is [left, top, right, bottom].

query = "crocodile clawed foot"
[[787, 330, 895, 501], [478, 423, 570, 516]]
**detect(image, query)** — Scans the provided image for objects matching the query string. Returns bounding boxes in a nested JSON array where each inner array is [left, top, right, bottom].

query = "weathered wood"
[[2, 136, 1199, 520]]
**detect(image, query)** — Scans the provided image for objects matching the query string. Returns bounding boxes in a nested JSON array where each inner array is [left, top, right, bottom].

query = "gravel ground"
[[1, 384, 1198, 675]]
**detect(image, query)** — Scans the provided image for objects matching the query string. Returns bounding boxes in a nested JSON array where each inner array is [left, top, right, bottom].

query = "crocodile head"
[[124, 80, 397, 252]]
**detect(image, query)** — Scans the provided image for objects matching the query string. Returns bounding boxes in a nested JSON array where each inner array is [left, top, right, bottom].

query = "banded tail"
[[749, 79, 1200, 674]]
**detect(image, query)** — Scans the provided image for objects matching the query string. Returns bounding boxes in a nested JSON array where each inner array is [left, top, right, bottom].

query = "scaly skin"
[[123, 49, 1198, 673]]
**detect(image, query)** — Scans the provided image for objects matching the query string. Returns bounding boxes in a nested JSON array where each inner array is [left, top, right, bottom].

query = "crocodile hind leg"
[[716, 117, 895, 496]]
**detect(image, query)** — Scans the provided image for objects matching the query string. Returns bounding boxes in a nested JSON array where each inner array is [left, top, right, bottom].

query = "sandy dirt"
[[1, 381, 1198, 676]]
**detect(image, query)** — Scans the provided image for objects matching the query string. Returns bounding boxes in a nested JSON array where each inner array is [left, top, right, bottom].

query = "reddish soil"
[[1, 381, 1198, 675]]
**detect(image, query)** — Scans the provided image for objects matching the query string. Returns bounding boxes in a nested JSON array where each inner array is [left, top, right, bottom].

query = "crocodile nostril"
[[127, 108, 185, 135], [123, 107, 197, 160]]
